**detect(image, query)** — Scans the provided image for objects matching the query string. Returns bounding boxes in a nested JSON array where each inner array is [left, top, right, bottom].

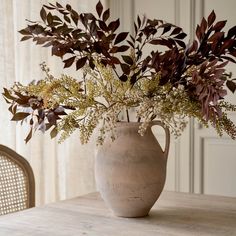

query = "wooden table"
[[0, 191, 236, 236]]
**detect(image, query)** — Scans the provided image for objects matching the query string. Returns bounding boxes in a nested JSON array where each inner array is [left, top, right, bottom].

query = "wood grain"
[[0, 191, 236, 235]]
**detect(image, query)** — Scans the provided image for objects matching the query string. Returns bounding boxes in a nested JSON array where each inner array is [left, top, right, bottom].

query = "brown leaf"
[[40, 7, 47, 22], [56, 2, 63, 8], [64, 15, 71, 23], [11, 112, 30, 121], [25, 128, 33, 144], [66, 4, 72, 11], [2, 88, 15, 100], [137, 15, 141, 27], [18, 28, 31, 36], [71, 10, 79, 25], [50, 126, 58, 139], [122, 55, 133, 65], [120, 63, 130, 75]]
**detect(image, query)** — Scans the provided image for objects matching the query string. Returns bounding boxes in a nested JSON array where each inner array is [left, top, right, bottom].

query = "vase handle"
[[151, 121, 170, 160]]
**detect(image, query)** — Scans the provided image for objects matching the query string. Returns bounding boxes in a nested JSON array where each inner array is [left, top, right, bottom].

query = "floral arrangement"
[[2, 1, 236, 144]]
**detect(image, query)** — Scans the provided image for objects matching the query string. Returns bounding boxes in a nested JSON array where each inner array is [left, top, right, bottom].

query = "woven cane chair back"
[[0, 145, 35, 215]]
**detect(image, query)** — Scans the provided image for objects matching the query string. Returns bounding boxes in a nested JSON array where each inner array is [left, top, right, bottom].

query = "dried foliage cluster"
[[2, 1, 236, 143]]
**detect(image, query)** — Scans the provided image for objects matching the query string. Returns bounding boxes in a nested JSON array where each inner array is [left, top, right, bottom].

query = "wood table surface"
[[0, 191, 236, 236]]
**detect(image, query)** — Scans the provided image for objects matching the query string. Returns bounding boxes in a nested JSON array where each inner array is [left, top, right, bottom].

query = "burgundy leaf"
[[110, 56, 120, 64], [174, 32, 187, 39], [150, 39, 173, 48], [109, 46, 119, 53], [96, 1, 103, 18], [175, 39, 186, 48], [98, 20, 108, 31], [108, 19, 120, 32], [221, 55, 236, 63], [114, 32, 129, 45], [76, 57, 87, 70], [63, 56, 76, 68], [170, 27, 182, 36], [187, 40, 198, 54], [213, 20, 227, 31], [161, 24, 172, 35], [97, 30, 106, 40], [208, 32, 224, 42], [127, 40, 134, 48], [196, 25, 202, 41], [116, 45, 129, 52], [119, 74, 128, 82], [200, 17, 208, 33], [231, 50, 236, 57], [227, 25, 236, 38], [207, 10, 216, 27], [220, 39, 235, 53], [102, 9, 110, 22], [226, 80, 236, 93]]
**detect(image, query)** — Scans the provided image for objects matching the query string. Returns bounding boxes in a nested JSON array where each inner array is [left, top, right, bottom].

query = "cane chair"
[[0, 144, 35, 215]]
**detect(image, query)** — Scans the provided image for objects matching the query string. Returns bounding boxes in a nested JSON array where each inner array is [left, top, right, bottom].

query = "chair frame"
[[0, 144, 35, 209]]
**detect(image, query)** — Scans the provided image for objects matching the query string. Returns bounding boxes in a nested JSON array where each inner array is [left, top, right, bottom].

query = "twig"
[[126, 109, 130, 122]]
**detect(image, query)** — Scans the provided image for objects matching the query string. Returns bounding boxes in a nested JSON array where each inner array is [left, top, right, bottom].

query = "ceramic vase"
[[95, 121, 170, 217]]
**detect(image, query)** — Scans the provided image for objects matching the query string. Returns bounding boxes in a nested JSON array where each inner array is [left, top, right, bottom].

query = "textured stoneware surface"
[[95, 121, 170, 217]]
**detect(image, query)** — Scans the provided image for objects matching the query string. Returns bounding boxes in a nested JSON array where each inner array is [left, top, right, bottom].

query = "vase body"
[[95, 121, 170, 217]]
